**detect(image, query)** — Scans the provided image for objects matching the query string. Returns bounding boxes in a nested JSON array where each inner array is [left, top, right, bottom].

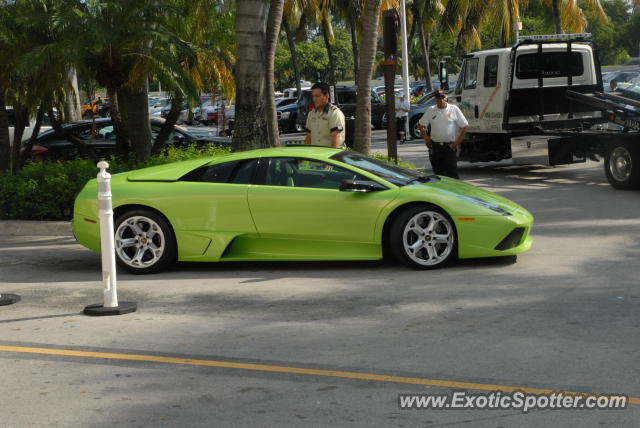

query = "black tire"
[[389, 205, 457, 270], [409, 117, 421, 140], [113, 209, 177, 274], [604, 142, 640, 190]]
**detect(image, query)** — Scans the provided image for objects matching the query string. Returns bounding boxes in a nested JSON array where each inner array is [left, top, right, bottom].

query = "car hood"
[[127, 158, 213, 181], [402, 176, 531, 217]]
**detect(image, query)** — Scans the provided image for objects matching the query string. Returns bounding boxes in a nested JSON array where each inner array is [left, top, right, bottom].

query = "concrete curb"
[[0, 220, 72, 237]]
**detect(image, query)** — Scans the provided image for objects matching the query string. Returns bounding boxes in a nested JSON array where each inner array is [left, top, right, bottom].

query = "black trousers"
[[395, 116, 407, 139], [429, 142, 459, 179]]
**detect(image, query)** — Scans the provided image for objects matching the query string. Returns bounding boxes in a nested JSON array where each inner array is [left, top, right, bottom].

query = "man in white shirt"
[[418, 90, 468, 179], [394, 93, 410, 143]]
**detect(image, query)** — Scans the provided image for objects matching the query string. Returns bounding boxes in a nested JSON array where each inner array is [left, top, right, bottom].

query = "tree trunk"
[[11, 105, 27, 174], [418, 25, 433, 92], [152, 94, 183, 155], [265, 0, 284, 147], [353, 0, 383, 155], [349, 13, 360, 82], [233, 0, 270, 152], [283, 20, 302, 96], [106, 87, 130, 159], [552, 0, 562, 34], [120, 84, 152, 162], [322, 23, 337, 86], [20, 102, 46, 168], [0, 87, 10, 174], [64, 67, 82, 122]]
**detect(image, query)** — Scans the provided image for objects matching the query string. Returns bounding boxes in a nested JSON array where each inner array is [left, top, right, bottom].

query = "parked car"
[[381, 90, 448, 139], [296, 86, 386, 130], [603, 69, 640, 91], [160, 101, 190, 124], [72, 146, 534, 274], [21, 117, 231, 160], [277, 102, 304, 133]]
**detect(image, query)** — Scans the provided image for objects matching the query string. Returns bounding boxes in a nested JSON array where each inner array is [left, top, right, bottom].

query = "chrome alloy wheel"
[[115, 216, 166, 268], [402, 211, 454, 266], [609, 146, 632, 182]]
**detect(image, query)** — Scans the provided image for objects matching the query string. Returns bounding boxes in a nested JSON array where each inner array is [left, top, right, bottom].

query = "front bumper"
[[456, 213, 533, 259]]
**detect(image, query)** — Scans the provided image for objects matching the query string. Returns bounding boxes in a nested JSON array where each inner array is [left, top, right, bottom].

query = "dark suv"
[[296, 86, 386, 130]]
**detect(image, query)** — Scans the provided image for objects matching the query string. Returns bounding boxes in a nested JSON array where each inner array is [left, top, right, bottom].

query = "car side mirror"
[[339, 179, 387, 192]]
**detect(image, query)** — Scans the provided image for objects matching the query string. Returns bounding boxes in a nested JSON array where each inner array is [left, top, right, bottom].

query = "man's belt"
[[432, 141, 452, 145]]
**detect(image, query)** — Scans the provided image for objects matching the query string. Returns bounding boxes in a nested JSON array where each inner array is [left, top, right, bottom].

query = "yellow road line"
[[1, 345, 638, 405]]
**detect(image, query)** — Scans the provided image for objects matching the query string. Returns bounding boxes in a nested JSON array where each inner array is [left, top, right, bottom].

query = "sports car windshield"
[[331, 151, 430, 186]]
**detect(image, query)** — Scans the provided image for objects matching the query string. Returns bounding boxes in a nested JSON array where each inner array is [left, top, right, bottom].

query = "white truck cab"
[[440, 33, 607, 164], [451, 33, 603, 134]]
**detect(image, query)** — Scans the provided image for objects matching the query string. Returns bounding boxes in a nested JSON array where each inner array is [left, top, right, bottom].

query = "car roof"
[[246, 145, 343, 159]]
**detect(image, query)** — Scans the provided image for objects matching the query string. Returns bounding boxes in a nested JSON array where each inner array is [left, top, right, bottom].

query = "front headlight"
[[458, 196, 511, 216], [281, 111, 291, 119]]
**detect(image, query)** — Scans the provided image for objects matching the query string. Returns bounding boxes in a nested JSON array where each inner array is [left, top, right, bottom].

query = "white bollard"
[[84, 161, 136, 316], [97, 161, 118, 308]]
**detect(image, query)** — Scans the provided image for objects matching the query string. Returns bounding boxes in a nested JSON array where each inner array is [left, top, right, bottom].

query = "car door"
[[166, 158, 259, 260], [247, 157, 393, 254], [453, 56, 480, 131]]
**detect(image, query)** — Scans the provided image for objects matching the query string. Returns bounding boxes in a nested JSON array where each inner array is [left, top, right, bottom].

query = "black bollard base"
[[0, 294, 21, 306], [83, 301, 137, 316]]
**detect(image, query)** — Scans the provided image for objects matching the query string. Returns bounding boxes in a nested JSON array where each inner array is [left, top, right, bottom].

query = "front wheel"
[[389, 205, 457, 269], [114, 209, 177, 274], [604, 143, 640, 189]]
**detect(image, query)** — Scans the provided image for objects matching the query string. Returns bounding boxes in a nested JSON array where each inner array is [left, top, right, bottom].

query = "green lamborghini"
[[72, 146, 533, 274]]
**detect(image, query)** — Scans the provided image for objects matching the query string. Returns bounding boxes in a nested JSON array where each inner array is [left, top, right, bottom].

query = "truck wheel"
[[410, 117, 421, 140], [604, 143, 640, 189], [389, 205, 457, 270]]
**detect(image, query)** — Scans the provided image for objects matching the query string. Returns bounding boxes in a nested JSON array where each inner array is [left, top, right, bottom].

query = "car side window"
[[464, 58, 479, 89], [229, 159, 258, 184], [483, 55, 499, 87], [180, 161, 239, 183], [264, 157, 367, 190]]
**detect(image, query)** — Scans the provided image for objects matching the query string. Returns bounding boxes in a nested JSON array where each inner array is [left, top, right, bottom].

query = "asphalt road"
[[1, 137, 639, 427]]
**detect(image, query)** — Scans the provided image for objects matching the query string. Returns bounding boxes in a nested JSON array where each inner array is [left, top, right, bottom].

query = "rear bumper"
[[72, 214, 101, 253]]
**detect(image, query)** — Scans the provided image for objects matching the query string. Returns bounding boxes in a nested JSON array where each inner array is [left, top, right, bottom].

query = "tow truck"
[[439, 33, 640, 189]]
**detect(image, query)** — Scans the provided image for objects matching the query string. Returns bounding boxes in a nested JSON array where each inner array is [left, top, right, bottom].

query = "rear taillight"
[[31, 146, 48, 155]]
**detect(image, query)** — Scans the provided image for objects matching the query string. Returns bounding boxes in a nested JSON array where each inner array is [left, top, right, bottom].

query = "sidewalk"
[[0, 220, 71, 237]]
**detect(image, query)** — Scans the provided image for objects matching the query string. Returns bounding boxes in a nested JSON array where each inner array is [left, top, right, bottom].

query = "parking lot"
[[1, 132, 639, 427]]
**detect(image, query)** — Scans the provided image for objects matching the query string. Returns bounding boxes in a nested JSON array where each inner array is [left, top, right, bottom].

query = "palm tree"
[[353, 0, 383, 154], [335, 0, 362, 81], [283, 0, 306, 94], [544, 0, 607, 34], [233, 0, 284, 151], [412, 0, 444, 91]]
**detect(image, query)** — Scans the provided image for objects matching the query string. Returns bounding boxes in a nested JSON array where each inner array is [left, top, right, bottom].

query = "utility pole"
[[382, 9, 398, 162], [399, 0, 410, 138]]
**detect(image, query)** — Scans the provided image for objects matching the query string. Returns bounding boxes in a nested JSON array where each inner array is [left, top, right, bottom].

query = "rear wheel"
[[114, 209, 177, 274], [604, 142, 640, 189], [389, 205, 457, 269]]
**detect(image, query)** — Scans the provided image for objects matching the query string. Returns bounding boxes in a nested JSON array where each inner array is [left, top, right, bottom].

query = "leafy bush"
[[0, 145, 231, 220]]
